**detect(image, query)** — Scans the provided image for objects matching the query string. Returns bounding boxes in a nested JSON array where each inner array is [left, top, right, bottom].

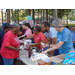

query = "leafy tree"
[[10, 9, 73, 23], [68, 9, 75, 21], [11, 9, 27, 22]]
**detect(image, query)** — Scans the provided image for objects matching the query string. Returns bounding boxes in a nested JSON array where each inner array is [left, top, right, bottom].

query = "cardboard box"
[[36, 50, 75, 65], [36, 59, 53, 65]]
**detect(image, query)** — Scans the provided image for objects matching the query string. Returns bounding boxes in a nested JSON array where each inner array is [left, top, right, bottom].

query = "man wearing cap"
[[0, 23, 11, 65], [1, 23, 8, 31]]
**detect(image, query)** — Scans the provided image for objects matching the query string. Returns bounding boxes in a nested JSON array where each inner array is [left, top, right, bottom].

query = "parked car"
[[19, 21, 27, 25], [72, 21, 75, 23]]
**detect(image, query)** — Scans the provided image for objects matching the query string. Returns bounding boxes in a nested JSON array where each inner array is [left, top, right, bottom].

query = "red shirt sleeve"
[[3, 35, 11, 47], [40, 34, 47, 43], [33, 33, 35, 36]]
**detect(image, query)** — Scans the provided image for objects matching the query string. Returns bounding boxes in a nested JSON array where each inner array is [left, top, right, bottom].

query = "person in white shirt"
[[41, 22, 59, 57], [45, 27, 57, 39], [34, 21, 39, 26]]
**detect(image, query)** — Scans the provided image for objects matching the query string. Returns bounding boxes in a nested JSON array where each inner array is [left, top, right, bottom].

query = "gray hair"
[[11, 23, 20, 28], [52, 18, 64, 28]]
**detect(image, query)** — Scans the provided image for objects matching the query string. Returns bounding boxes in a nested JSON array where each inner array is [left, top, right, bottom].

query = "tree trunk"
[[15, 9, 16, 22], [11, 9, 16, 22], [60, 9, 63, 18], [46, 9, 48, 21], [5, 11, 6, 21], [7, 9, 10, 23], [27, 9, 29, 15], [18, 9, 19, 24], [67, 9, 69, 28], [57, 9, 60, 18], [28, 9, 31, 15], [1, 9, 3, 24], [32, 9, 35, 24], [49, 9, 50, 23], [53, 9, 57, 20], [38, 9, 39, 21], [43, 9, 45, 22], [41, 9, 42, 23]]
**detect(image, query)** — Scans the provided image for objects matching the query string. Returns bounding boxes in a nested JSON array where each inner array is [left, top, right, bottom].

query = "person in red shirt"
[[1, 23, 21, 65], [24, 26, 47, 50]]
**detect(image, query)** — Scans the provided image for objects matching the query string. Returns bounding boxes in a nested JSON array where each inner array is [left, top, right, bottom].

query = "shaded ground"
[[16, 60, 26, 65]]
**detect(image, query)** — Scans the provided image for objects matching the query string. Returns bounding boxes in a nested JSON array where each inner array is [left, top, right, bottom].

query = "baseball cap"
[[3, 23, 7, 26], [36, 21, 39, 23], [3, 23, 11, 29]]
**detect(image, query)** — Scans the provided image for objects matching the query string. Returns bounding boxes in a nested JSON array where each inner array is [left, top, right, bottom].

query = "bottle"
[[28, 47, 31, 58]]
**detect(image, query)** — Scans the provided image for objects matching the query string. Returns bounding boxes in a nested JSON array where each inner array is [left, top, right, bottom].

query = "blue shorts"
[[53, 49, 59, 56]]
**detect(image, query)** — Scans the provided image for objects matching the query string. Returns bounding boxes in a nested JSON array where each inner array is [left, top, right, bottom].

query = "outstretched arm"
[[18, 34, 26, 39], [24, 34, 34, 40], [42, 41, 64, 54]]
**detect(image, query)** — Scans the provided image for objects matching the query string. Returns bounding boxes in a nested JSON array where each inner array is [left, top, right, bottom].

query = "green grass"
[[64, 24, 75, 29]]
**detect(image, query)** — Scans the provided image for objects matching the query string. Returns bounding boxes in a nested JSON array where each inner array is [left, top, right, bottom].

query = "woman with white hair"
[[42, 18, 74, 55], [1, 23, 21, 65]]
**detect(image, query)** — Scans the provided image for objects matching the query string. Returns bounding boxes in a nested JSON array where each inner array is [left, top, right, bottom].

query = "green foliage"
[[10, 9, 73, 22], [68, 9, 75, 20], [11, 9, 27, 21], [64, 24, 75, 29], [57, 9, 72, 19]]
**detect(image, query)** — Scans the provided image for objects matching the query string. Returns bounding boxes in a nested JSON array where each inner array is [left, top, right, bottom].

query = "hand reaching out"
[[16, 48, 21, 51], [41, 43, 49, 48]]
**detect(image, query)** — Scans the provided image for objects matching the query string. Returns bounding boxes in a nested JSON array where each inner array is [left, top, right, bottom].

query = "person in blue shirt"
[[0, 23, 11, 65], [70, 26, 75, 49], [42, 18, 74, 55]]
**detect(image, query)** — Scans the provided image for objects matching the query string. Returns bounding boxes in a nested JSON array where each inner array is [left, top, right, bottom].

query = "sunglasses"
[[34, 29, 36, 31]]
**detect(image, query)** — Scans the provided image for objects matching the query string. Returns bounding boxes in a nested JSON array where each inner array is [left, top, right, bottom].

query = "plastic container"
[[32, 48, 37, 56], [20, 45, 24, 50]]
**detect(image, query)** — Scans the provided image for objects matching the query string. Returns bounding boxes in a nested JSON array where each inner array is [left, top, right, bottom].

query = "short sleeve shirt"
[[1, 30, 20, 59], [22, 29, 26, 35], [57, 28, 74, 54], [45, 27, 57, 39], [33, 32, 47, 49], [70, 30, 75, 41], [25, 29, 32, 37]]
